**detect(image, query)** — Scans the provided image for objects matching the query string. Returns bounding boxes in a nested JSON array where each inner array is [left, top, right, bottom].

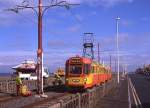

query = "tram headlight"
[[66, 78, 68, 81], [84, 78, 87, 82]]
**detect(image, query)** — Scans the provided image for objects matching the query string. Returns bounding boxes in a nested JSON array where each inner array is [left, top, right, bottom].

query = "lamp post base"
[[35, 93, 48, 98]]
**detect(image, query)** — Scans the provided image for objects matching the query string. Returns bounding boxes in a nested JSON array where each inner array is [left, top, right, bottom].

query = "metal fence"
[[0, 81, 16, 93], [61, 79, 117, 108], [0, 78, 52, 94], [34, 78, 117, 108], [0, 77, 117, 108]]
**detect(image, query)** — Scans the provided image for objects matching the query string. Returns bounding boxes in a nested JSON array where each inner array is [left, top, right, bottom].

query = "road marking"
[[129, 77, 143, 108], [131, 85, 139, 108], [130, 78, 142, 108], [127, 77, 131, 108]]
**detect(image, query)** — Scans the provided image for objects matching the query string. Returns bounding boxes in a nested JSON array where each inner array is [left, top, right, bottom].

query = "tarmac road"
[[129, 74, 150, 108]]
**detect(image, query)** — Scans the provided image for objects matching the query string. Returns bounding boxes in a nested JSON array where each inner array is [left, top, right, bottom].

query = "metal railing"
[[0, 76, 117, 108], [0, 78, 52, 94], [0, 81, 16, 94], [33, 78, 117, 108]]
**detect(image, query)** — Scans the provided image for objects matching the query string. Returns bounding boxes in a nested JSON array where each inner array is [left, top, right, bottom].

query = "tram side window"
[[84, 64, 91, 74], [91, 66, 94, 73], [65, 64, 68, 75], [88, 64, 91, 73]]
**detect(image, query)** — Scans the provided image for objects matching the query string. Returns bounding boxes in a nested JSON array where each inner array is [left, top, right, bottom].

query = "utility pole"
[[116, 17, 120, 84], [110, 55, 112, 70], [114, 58, 116, 73], [115, 58, 117, 73], [98, 43, 100, 64], [7, 0, 78, 96]]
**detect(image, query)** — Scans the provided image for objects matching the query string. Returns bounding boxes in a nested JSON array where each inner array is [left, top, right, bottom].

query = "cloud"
[[0, 51, 36, 56], [96, 32, 150, 71], [0, 0, 134, 26], [47, 40, 67, 48], [0, 0, 134, 10], [68, 0, 134, 7], [68, 24, 81, 32], [0, 0, 37, 26], [96, 0, 133, 7], [120, 20, 132, 27], [0, 62, 4, 65], [90, 11, 97, 15], [0, 51, 36, 65], [141, 17, 149, 22]]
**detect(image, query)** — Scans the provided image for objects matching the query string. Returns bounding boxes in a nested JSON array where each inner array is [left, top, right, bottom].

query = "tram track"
[[0, 91, 72, 108], [22, 92, 71, 108], [0, 94, 21, 103]]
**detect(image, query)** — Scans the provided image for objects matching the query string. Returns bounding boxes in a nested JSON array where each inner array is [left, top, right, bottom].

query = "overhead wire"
[[1, 1, 86, 55], [17, 12, 38, 24]]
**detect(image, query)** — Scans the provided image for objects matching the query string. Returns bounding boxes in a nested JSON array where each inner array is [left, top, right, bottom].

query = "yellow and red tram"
[[65, 56, 112, 89]]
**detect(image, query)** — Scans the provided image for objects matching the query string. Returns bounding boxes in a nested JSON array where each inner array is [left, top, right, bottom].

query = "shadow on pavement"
[[132, 103, 150, 108], [44, 85, 67, 93]]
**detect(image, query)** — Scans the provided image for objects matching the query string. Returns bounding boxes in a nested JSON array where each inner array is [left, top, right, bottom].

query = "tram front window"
[[70, 65, 82, 74]]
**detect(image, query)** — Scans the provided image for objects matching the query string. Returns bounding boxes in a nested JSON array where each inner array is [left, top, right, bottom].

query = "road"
[[129, 74, 150, 108]]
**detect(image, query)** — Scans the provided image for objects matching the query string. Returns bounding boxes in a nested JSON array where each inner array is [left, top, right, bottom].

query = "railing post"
[[6, 81, 9, 93], [59, 100, 63, 108], [88, 91, 90, 108], [77, 93, 81, 108], [0, 82, 2, 92], [103, 83, 106, 97]]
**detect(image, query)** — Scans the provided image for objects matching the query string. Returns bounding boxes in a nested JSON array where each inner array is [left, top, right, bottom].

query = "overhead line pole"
[[37, 0, 43, 95], [98, 43, 100, 64], [110, 55, 112, 70], [6, 0, 79, 96], [115, 58, 117, 73]]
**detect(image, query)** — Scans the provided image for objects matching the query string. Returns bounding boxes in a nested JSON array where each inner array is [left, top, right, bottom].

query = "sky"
[[0, 0, 150, 72]]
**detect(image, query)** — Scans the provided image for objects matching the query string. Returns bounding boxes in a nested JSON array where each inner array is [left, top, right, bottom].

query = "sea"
[[0, 65, 13, 76]]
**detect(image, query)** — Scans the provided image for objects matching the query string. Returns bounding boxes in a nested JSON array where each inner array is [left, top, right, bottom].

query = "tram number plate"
[[72, 79, 80, 82]]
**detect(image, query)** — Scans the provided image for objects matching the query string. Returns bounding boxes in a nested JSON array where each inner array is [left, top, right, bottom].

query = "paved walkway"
[[96, 77, 129, 108]]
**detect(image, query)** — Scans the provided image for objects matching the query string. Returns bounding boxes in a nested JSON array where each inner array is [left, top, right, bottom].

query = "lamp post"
[[116, 17, 120, 84]]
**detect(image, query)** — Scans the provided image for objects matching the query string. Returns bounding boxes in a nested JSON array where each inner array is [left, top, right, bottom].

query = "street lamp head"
[[116, 17, 120, 20]]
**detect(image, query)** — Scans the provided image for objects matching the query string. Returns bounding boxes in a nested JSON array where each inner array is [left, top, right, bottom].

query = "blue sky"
[[0, 0, 150, 72]]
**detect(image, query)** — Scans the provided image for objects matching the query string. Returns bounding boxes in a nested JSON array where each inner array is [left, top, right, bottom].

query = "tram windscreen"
[[70, 64, 82, 74]]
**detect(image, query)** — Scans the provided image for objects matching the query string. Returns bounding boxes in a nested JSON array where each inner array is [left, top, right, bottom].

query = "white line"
[[130, 79, 142, 108], [129, 78, 139, 108], [132, 87, 139, 108], [127, 77, 131, 108]]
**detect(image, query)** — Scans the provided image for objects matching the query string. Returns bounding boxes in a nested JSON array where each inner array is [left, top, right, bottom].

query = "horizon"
[[0, 0, 150, 72]]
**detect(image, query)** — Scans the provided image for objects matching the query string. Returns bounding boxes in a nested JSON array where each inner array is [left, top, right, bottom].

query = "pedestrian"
[[15, 74, 22, 96]]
